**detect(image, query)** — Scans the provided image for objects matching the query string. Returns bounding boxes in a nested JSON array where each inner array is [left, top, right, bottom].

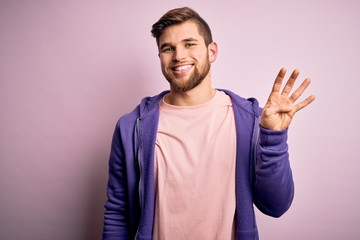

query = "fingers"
[[289, 78, 311, 102], [294, 94, 316, 113], [273, 68, 311, 99], [272, 68, 286, 93], [270, 67, 315, 108], [281, 69, 299, 96], [272, 68, 300, 95]]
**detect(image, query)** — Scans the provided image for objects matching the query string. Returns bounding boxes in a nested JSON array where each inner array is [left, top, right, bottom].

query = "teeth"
[[175, 65, 192, 71]]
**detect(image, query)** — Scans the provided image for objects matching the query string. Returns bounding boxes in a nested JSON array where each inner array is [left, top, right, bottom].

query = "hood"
[[138, 90, 169, 118], [218, 89, 261, 116]]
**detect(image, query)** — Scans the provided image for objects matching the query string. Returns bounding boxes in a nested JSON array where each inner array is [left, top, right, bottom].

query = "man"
[[102, 7, 315, 240]]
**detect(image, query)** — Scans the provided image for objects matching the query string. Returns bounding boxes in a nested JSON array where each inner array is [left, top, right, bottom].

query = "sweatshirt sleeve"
[[103, 122, 130, 239], [253, 126, 294, 217]]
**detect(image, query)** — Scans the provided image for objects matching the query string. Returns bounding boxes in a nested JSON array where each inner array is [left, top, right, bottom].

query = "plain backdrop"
[[1, 0, 359, 239]]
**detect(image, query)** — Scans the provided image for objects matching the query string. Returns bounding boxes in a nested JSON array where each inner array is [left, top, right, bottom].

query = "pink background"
[[1, 1, 359, 239]]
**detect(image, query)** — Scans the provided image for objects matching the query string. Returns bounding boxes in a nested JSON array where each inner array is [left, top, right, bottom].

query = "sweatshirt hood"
[[138, 91, 169, 118], [218, 89, 261, 116]]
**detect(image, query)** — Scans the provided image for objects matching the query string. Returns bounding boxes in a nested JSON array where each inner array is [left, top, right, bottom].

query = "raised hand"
[[259, 68, 316, 131]]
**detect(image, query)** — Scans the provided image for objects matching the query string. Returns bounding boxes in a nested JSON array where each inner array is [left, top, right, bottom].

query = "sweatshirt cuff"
[[259, 126, 288, 149]]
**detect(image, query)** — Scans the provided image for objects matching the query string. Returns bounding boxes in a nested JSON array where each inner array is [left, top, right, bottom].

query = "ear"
[[208, 41, 218, 63]]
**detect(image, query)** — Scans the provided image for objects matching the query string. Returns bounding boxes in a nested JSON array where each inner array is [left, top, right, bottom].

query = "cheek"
[[194, 48, 210, 61], [159, 59, 166, 70], [195, 52, 210, 64], [160, 56, 170, 68]]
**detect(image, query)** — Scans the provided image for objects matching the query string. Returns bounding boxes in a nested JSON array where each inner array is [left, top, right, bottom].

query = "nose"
[[172, 48, 186, 62]]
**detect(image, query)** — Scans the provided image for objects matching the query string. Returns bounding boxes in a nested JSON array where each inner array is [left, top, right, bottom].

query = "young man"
[[103, 7, 315, 240]]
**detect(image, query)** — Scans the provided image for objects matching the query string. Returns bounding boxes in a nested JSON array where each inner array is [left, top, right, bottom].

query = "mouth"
[[172, 64, 193, 75]]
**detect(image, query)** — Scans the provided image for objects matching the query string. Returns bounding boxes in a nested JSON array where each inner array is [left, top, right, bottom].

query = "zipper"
[[251, 115, 260, 183], [135, 116, 143, 240]]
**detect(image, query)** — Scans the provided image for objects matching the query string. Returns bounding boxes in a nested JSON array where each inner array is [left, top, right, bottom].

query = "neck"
[[165, 77, 215, 106]]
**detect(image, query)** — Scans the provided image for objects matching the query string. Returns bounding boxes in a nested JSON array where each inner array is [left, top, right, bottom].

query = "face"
[[158, 21, 217, 92]]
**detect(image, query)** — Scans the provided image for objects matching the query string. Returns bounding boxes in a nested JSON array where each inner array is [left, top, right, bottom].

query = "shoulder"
[[116, 91, 169, 128], [218, 89, 261, 117]]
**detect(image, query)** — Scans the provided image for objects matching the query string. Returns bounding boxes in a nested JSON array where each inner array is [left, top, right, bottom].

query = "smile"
[[173, 64, 193, 74]]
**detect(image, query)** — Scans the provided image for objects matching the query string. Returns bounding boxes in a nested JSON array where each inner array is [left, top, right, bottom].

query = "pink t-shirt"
[[153, 90, 236, 240]]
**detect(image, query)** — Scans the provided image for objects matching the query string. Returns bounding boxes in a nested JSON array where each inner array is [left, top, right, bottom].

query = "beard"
[[162, 57, 211, 92]]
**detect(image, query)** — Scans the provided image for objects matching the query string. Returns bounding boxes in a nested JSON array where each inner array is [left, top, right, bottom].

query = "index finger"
[[272, 68, 287, 93]]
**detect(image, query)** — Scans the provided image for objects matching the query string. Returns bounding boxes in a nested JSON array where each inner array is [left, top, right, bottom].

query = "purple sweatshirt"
[[103, 89, 294, 240]]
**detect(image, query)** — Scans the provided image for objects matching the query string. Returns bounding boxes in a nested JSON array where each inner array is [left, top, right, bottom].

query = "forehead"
[[158, 21, 204, 45]]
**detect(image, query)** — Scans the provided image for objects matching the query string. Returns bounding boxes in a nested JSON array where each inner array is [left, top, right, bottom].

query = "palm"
[[260, 68, 315, 131]]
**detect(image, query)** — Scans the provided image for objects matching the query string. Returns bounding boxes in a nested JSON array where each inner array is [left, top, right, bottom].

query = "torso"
[[153, 90, 237, 240]]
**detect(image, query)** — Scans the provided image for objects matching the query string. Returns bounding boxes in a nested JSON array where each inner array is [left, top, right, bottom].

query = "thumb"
[[273, 104, 293, 113]]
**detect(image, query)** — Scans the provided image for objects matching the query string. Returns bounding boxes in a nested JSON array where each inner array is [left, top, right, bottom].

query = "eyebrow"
[[159, 38, 199, 51], [182, 38, 198, 43]]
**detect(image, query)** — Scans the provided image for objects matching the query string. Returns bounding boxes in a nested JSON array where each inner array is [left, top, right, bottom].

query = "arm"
[[254, 68, 315, 217], [254, 126, 293, 217], [103, 122, 130, 239]]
